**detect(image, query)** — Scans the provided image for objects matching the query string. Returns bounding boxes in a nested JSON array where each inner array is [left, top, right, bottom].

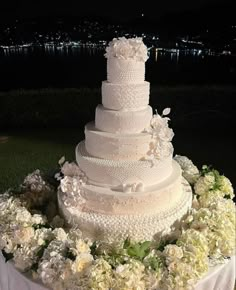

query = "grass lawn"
[[0, 129, 84, 192]]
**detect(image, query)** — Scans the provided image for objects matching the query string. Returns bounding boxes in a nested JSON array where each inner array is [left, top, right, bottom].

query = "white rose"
[[14, 226, 35, 244], [163, 245, 184, 265], [53, 228, 68, 241], [75, 239, 91, 254], [159, 127, 174, 142], [72, 253, 93, 273]]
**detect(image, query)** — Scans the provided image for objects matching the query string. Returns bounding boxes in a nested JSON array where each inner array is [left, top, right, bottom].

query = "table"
[[0, 253, 235, 290]]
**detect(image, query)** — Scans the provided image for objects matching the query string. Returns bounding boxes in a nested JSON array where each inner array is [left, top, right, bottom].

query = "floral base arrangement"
[[0, 155, 235, 290]]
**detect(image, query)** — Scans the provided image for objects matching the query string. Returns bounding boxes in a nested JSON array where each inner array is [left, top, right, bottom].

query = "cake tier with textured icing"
[[102, 81, 150, 110], [85, 122, 155, 160], [107, 58, 145, 84], [64, 160, 182, 215], [76, 141, 172, 187], [58, 177, 192, 242], [95, 104, 152, 134]]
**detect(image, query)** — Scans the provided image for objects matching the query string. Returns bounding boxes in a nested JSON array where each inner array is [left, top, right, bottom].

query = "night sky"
[[1, 0, 235, 23]]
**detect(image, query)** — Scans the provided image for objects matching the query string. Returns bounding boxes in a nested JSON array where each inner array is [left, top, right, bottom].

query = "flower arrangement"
[[0, 156, 235, 290], [104, 37, 149, 62], [145, 108, 174, 162]]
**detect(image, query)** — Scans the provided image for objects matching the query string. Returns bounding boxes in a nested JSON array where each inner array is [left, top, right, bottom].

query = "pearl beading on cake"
[[58, 178, 192, 242], [76, 141, 173, 187], [59, 162, 182, 215], [102, 81, 150, 110], [107, 58, 145, 84]]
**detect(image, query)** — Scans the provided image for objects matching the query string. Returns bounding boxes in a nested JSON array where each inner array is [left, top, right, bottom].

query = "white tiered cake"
[[58, 37, 192, 241]]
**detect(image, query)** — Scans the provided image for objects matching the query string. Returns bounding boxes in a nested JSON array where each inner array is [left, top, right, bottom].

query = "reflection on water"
[[0, 45, 235, 90]]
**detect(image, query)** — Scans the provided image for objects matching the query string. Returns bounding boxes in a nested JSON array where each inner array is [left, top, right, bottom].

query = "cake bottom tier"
[[58, 178, 192, 242]]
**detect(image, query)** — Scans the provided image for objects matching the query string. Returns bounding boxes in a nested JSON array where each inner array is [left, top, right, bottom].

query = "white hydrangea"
[[38, 254, 69, 286], [174, 155, 200, 184], [218, 175, 234, 199], [13, 245, 37, 271], [114, 259, 146, 290], [194, 173, 215, 195], [87, 258, 113, 290], [160, 229, 209, 290], [53, 228, 68, 241], [14, 226, 35, 244], [104, 37, 149, 62], [34, 228, 53, 246], [21, 169, 53, 193], [15, 207, 32, 224]]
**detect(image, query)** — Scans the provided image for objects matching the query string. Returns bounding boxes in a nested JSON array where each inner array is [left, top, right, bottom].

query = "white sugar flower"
[[105, 37, 149, 62], [61, 161, 86, 179], [60, 176, 86, 208]]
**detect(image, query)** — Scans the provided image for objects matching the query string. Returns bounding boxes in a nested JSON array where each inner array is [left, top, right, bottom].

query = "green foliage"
[[123, 238, 151, 261], [144, 255, 163, 271]]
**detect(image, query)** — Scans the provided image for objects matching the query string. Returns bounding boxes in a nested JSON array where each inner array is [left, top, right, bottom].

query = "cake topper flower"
[[104, 37, 149, 62]]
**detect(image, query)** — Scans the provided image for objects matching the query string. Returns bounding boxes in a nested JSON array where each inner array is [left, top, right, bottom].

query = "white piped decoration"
[[122, 182, 144, 193]]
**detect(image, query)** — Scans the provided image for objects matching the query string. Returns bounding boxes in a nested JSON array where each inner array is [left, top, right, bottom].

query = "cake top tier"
[[104, 37, 149, 62]]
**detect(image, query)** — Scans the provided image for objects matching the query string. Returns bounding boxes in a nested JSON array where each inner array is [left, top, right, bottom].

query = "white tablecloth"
[[0, 253, 235, 290]]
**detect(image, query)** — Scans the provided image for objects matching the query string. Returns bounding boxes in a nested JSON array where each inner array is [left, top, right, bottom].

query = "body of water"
[[0, 46, 235, 90]]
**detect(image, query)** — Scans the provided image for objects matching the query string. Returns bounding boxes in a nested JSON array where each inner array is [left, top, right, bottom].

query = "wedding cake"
[[58, 37, 192, 241]]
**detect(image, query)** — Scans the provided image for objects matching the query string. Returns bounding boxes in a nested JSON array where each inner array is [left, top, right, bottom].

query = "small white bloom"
[[14, 226, 35, 244], [72, 253, 93, 273], [53, 228, 68, 241]]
